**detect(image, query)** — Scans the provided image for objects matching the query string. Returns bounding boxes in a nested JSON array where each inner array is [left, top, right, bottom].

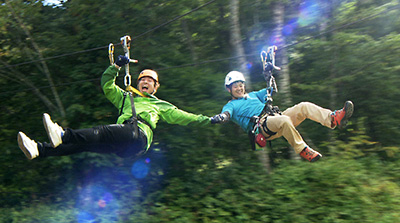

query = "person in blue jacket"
[[211, 71, 354, 162]]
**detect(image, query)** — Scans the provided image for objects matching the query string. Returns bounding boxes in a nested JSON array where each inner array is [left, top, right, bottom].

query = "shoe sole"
[[43, 113, 60, 148], [17, 132, 33, 160], [310, 154, 322, 162], [338, 101, 354, 129]]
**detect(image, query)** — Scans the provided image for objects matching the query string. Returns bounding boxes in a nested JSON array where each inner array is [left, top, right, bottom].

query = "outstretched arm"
[[159, 103, 211, 126], [211, 111, 230, 124]]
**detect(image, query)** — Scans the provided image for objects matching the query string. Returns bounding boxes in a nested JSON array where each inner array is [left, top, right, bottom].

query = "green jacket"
[[101, 65, 211, 150]]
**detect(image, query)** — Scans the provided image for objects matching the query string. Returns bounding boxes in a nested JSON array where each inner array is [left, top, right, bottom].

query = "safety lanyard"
[[108, 35, 139, 88], [109, 35, 144, 128]]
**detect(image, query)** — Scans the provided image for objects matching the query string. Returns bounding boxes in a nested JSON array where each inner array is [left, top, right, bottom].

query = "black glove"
[[211, 115, 222, 124], [115, 55, 130, 67], [211, 112, 230, 124]]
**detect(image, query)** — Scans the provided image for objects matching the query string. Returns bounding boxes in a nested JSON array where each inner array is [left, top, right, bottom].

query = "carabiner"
[[260, 50, 267, 71], [124, 73, 131, 87], [120, 35, 131, 50], [121, 36, 132, 87], [108, 43, 114, 65]]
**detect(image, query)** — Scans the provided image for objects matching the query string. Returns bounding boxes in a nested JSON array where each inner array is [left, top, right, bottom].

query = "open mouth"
[[141, 85, 149, 92]]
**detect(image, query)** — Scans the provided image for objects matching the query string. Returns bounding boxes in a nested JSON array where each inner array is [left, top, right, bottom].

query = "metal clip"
[[108, 43, 114, 65], [121, 36, 132, 87]]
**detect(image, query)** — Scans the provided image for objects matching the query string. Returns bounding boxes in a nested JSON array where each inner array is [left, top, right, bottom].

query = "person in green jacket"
[[17, 55, 211, 160]]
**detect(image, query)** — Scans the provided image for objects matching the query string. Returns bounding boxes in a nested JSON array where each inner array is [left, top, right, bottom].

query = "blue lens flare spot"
[[77, 211, 95, 223], [75, 185, 120, 222], [269, 36, 282, 46], [298, 0, 321, 27], [131, 158, 150, 179], [246, 62, 253, 70]]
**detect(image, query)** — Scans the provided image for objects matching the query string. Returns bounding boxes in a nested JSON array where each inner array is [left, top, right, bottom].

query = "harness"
[[119, 92, 153, 130], [249, 104, 281, 151]]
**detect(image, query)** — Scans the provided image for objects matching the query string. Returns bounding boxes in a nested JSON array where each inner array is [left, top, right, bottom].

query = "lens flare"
[[77, 211, 95, 223], [298, 0, 321, 27], [269, 35, 282, 46], [131, 158, 151, 179], [76, 185, 120, 222], [246, 62, 253, 70], [283, 19, 298, 36]]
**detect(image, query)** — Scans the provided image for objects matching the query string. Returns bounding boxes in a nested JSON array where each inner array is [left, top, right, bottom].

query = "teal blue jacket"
[[222, 89, 267, 132], [101, 65, 211, 150]]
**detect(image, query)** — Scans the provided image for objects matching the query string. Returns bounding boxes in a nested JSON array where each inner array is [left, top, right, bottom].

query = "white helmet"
[[225, 71, 245, 87]]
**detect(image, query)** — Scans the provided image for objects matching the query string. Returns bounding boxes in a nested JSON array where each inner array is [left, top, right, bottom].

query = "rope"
[[1, 0, 218, 69], [132, 0, 217, 40], [0, 2, 398, 96]]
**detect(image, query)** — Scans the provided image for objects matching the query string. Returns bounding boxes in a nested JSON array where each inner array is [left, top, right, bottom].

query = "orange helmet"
[[137, 69, 159, 83]]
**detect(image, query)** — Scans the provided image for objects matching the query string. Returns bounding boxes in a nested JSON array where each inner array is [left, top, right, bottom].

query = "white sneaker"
[[17, 132, 39, 160], [43, 113, 64, 148]]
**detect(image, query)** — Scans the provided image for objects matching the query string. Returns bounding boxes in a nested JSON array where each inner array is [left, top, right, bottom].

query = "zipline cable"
[[0, 0, 218, 69], [132, 0, 217, 40], [160, 3, 400, 70], [0, 2, 398, 97]]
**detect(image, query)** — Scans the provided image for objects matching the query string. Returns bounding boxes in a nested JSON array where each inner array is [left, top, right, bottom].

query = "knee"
[[279, 115, 292, 125], [297, 101, 312, 108]]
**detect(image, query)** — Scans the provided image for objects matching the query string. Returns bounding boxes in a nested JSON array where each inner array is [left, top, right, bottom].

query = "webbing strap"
[[128, 93, 139, 138], [119, 92, 127, 116], [126, 86, 147, 98], [261, 117, 277, 138]]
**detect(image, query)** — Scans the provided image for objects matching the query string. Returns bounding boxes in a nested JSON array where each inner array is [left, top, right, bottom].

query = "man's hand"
[[211, 112, 230, 124], [115, 55, 130, 67]]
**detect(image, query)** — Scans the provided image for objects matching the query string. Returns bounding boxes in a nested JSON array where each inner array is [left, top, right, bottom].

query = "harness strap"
[[120, 91, 153, 131], [248, 132, 256, 151], [261, 116, 277, 138], [128, 93, 139, 138], [249, 112, 279, 151], [119, 92, 128, 116], [137, 116, 153, 130]]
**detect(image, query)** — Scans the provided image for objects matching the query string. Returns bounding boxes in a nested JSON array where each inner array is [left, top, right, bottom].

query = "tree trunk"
[[272, 2, 299, 160], [181, 19, 198, 63], [273, 2, 292, 107], [327, 0, 338, 152], [229, 0, 270, 173], [0, 60, 58, 113], [229, 0, 251, 86], [6, 1, 66, 118]]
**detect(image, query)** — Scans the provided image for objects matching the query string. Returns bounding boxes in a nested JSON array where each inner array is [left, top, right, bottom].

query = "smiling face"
[[227, 81, 245, 99], [138, 76, 159, 95]]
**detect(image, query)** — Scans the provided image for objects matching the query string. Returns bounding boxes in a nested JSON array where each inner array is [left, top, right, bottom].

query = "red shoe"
[[331, 101, 354, 129], [300, 147, 322, 162]]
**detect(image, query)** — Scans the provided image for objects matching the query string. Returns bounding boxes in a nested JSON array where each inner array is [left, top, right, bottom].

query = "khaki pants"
[[260, 102, 333, 153]]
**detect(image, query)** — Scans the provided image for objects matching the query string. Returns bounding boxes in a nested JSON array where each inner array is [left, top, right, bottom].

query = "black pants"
[[38, 124, 147, 158]]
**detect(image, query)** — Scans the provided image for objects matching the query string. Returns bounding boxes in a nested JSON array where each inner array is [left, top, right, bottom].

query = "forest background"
[[1, 0, 400, 222]]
